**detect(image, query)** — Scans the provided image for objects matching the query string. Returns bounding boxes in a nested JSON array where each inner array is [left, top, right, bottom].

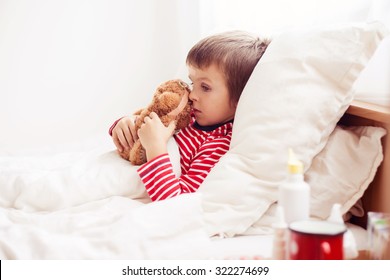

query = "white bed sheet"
[[0, 136, 215, 259], [0, 136, 368, 260]]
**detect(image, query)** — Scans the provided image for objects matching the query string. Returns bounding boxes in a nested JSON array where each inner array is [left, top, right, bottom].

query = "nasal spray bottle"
[[278, 148, 310, 224], [272, 205, 288, 260]]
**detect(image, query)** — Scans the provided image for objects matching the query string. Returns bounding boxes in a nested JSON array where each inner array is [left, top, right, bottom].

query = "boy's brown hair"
[[186, 31, 271, 105]]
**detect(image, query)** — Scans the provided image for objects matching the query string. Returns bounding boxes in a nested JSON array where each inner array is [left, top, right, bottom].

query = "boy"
[[110, 31, 270, 201]]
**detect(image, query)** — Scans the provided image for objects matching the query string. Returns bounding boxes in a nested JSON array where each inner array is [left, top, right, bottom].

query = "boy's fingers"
[[129, 122, 138, 142], [115, 127, 130, 149], [167, 121, 176, 134], [120, 128, 133, 149], [113, 133, 124, 153], [149, 112, 158, 118]]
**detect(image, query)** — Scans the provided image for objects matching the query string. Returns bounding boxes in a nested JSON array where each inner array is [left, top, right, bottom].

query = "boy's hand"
[[138, 112, 175, 161], [111, 116, 138, 153]]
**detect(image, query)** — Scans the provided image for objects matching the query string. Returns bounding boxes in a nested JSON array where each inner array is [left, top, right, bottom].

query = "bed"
[[0, 101, 386, 260], [0, 22, 389, 260]]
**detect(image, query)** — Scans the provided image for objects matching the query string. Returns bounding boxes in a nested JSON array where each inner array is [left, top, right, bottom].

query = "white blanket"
[[0, 138, 212, 259]]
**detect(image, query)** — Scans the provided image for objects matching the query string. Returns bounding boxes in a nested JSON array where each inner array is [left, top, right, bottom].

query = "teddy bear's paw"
[[118, 150, 130, 161], [129, 142, 147, 166], [137, 149, 147, 165]]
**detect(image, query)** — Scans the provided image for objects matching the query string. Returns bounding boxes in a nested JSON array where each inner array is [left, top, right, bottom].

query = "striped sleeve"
[[137, 153, 189, 201], [137, 134, 231, 202], [180, 136, 230, 191], [108, 117, 124, 136]]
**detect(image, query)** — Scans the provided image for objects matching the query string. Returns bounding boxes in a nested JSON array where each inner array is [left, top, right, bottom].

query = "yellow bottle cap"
[[288, 148, 303, 174]]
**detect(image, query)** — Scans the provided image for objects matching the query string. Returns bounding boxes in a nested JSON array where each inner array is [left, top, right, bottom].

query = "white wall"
[[0, 0, 200, 152], [1, 0, 389, 153], [199, 0, 375, 37]]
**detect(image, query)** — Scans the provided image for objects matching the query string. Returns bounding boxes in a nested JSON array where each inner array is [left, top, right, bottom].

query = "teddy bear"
[[119, 79, 192, 165]]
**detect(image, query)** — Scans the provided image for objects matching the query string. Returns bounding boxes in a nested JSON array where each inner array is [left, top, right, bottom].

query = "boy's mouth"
[[192, 107, 201, 114]]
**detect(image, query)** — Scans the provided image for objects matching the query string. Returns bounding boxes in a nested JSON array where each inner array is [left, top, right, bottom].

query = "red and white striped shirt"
[[137, 118, 233, 201]]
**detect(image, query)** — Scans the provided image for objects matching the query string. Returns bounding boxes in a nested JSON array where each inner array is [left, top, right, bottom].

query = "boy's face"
[[188, 64, 236, 126]]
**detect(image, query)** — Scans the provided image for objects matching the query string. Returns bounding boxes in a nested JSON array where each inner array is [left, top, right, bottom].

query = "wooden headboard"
[[339, 100, 390, 226]]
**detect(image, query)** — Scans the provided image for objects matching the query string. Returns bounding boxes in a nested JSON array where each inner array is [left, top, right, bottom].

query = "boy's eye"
[[201, 83, 211, 92]]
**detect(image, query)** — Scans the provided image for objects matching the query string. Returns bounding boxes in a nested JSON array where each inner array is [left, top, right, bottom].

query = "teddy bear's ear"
[[178, 80, 190, 90]]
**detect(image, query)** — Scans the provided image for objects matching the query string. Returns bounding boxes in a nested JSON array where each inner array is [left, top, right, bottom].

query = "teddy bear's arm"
[[133, 108, 143, 115]]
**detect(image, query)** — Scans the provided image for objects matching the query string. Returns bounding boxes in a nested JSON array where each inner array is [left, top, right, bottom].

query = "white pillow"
[[307, 125, 386, 220], [198, 22, 388, 237], [354, 36, 390, 106]]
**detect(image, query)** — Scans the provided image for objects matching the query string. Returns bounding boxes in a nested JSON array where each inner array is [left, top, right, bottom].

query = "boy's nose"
[[189, 90, 198, 101]]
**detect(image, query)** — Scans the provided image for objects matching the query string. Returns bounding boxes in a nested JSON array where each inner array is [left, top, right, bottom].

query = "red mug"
[[288, 220, 347, 260]]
